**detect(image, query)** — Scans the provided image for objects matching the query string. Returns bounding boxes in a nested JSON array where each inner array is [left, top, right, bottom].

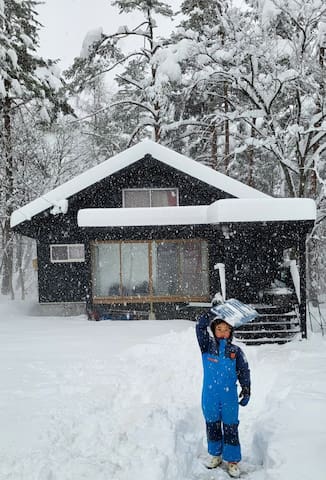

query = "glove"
[[196, 311, 214, 328], [239, 386, 250, 407]]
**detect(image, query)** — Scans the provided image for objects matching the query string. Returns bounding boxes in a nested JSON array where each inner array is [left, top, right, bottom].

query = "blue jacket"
[[196, 312, 250, 394]]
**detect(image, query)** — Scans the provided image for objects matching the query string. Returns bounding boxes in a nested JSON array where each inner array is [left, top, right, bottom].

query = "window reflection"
[[93, 243, 120, 296], [153, 242, 178, 295], [121, 243, 149, 296], [123, 188, 178, 207], [92, 240, 209, 299]]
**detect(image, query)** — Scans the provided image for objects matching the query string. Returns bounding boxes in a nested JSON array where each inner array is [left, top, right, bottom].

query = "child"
[[196, 312, 251, 478]]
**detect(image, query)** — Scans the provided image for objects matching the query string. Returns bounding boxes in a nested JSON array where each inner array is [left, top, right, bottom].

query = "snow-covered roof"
[[78, 206, 208, 227], [77, 198, 316, 227], [207, 198, 316, 223], [10, 140, 269, 228]]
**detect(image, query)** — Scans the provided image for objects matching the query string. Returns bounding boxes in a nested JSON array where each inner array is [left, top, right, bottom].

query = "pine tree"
[[73, 75, 128, 164], [172, 1, 249, 173], [0, 0, 71, 296], [175, 0, 326, 195], [66, 0, 175, 144]]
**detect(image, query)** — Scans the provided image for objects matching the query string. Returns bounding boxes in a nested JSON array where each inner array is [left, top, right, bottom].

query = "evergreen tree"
[[172, 1, 253, 175], [66, 0, 175, 144], [73, 75, 128, 164], [174, 0, 326, 195], [0, 0, 71, 296]]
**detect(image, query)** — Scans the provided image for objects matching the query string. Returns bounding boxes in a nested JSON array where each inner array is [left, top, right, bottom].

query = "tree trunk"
[[16, 235, 26, 300], [211, 125, 218, 170], [310, 45, 326, 196], [224, 82, 230, 173], [281, 162, 296, 197], [247, 120, 256, 187], [1, 91, 14, 297]]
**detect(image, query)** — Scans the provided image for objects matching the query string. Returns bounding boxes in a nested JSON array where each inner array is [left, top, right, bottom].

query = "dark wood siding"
[[13, 155, 233, 240], [35, 219, 312, 306], [37, 241, 90, 303], [11, 152, 314, 326], [14, 154, 235, 305]]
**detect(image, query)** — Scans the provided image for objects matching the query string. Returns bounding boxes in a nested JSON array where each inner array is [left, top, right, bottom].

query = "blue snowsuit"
[[196, 313, 250, 462]]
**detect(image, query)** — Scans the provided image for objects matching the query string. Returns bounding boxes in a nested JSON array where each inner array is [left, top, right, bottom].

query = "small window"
[[123, 190, 150, 208], [123, 188, 178, 208], [50, 244, 85, 263]]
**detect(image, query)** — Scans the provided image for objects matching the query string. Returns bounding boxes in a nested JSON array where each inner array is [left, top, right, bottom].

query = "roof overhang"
[[77, 198, 317, 227]]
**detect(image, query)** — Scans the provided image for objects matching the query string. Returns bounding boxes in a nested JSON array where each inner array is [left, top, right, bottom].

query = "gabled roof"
[[11, 139, 270, 228]]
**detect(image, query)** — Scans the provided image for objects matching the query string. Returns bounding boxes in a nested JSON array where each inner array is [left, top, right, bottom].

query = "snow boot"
[[205, 455, 222, 469], [227, 462, 240, 478]]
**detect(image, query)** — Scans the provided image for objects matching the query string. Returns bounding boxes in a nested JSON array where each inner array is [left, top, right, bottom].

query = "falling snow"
[[0, 300, 325, 480]]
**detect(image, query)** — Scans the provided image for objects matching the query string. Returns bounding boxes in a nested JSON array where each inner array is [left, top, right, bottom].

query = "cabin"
[[11, 140, 316, 344]]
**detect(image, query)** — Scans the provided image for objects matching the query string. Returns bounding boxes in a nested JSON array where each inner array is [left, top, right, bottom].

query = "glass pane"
[[51, 245, 68, 261], [179, 241, 209, 295], [121, 243, 149, 296], [92, 240, 209, 299], [124, 190, 150, 208], [93, 244, 120, 296], [152, 242, 179, 295], [151, 189, 178, 207], [68, 244, 85, 261]]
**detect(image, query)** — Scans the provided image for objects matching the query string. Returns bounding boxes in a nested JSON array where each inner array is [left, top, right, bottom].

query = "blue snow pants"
[[201, 341, 241, 462]]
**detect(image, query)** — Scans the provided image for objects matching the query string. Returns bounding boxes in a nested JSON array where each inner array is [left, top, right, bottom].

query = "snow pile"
[[20, 33, 34, 49], [77, 197, 316, 227], [80, 27, 103, 58], [249, 336, 326, 480], [0, 301, 325, 480], [0, 77, 5, 97], [155, 39, 195, 84], [35, 66, 63, 92], [156, 50, 182, 83], [50, 198, 68, 215], [259, 0, 281, 28], [10, 78, 23, 96], [7, 49, 18, 69], [318, 19, 326, 48]]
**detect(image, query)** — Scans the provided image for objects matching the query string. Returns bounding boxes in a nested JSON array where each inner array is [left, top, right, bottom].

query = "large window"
[[92, 239, 209, 302], [123, 188, 178, 208]]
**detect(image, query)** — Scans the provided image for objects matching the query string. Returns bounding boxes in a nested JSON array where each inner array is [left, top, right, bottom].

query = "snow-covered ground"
[[0, 300, 325, 480]]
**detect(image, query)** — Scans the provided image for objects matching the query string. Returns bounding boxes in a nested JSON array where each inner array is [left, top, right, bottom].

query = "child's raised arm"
[[196, 312, 212, 353]]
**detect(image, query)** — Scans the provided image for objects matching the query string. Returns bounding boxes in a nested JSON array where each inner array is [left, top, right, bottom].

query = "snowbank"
[[0, 300, 325, 479]]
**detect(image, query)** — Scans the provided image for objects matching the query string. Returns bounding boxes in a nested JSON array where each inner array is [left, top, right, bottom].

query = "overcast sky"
[[37, 0, 122, 70], [37, 0, 180, 71]]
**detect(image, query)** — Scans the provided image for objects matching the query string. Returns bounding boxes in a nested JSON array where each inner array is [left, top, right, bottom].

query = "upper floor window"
[[50, 244, 85, 263], [122, 188, 178, 208]]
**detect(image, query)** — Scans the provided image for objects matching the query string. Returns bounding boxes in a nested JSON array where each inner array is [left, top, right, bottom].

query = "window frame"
[[50, 244, 85, 263], [122, 188, 179, 208], [91, 239, 209, 304]]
